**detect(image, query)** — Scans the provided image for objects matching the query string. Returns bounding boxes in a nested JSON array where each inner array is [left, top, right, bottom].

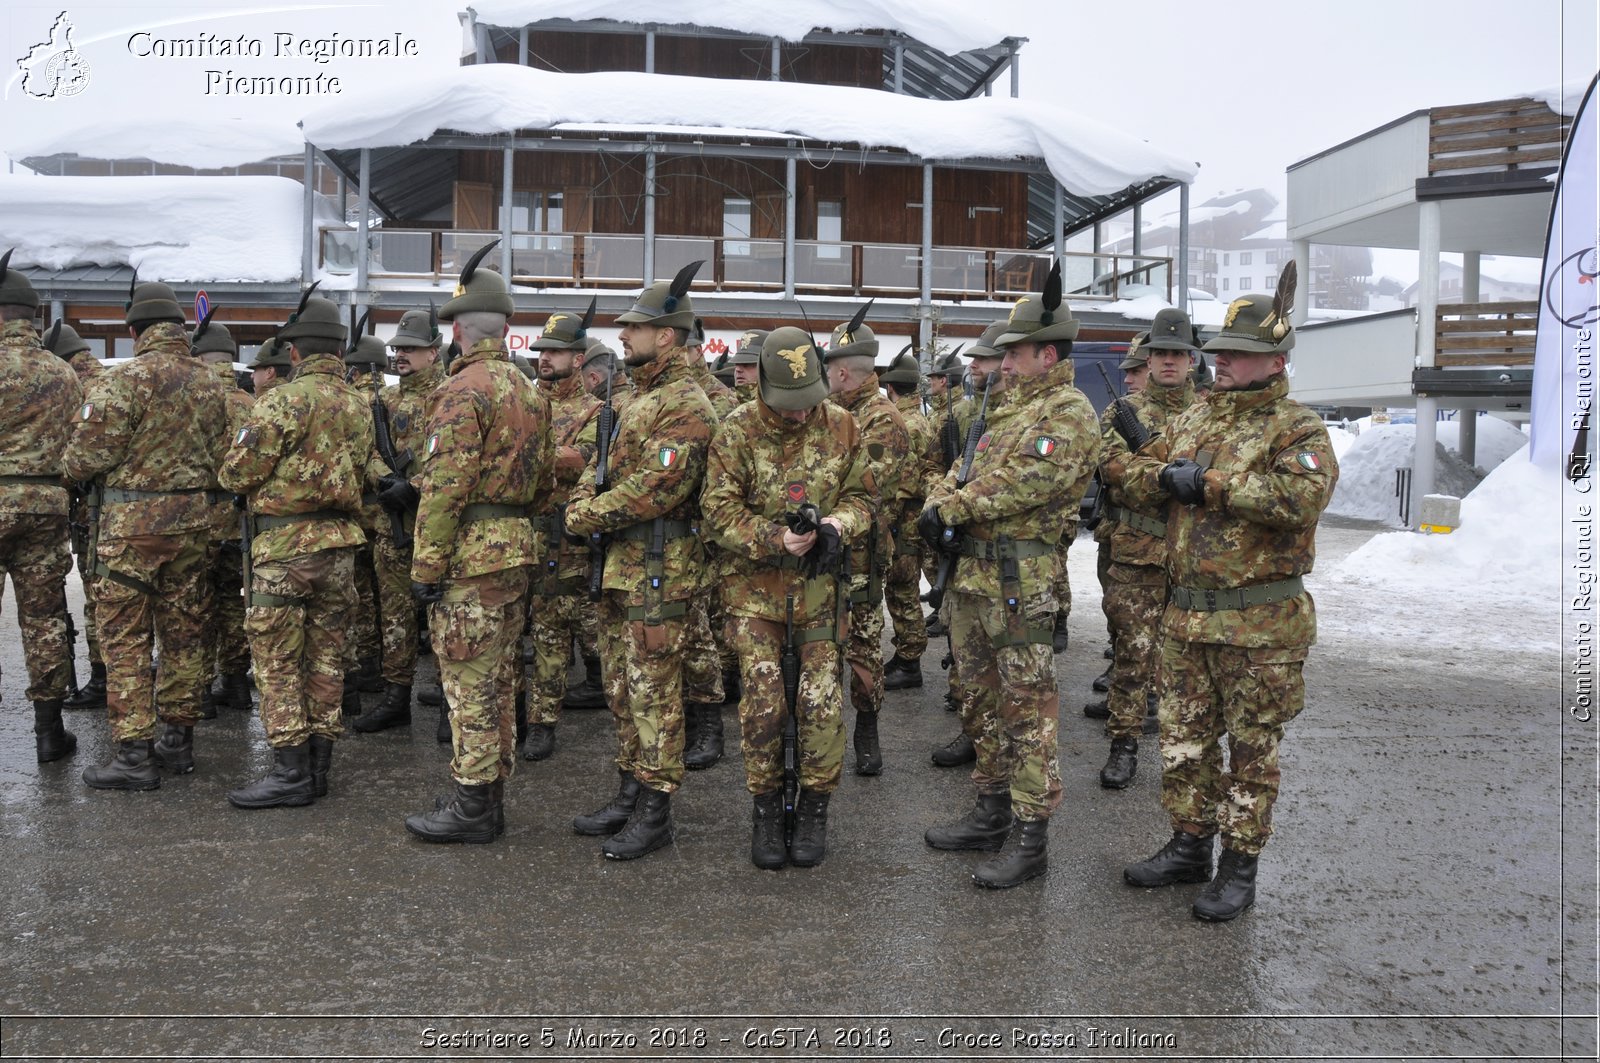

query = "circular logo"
[[43, 49, 90, 97]]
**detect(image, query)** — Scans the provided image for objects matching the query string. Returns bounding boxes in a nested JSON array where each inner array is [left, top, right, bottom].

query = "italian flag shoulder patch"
[[1295, 452, 1321, 471], [1034, 436, 1056, 457]]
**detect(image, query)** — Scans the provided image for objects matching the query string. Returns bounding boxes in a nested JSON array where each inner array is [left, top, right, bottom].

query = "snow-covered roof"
[[468, 0, 1016, 56], [302, 65, 1196, 198], [0, 175, 317, 282], [1523, 78, 1592, 117]]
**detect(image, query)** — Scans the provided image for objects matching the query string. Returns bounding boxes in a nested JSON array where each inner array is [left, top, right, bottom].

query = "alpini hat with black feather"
[[825, 299, 879, 361], [532, 297, 597, 351], [878, 343, 922, 387], [617, 261, 702, 330], [342, 309, 386, 368], [123, 269, 185, 328], [188, 307, 236, 358], [994, 261, 1078, 347], [391, 303, 442, 349], [440, 239, 515, 320], [42, 320, 91, 360], [278, 281, 346, 344], [1204, 261, 1298, 355], [0, 249, 39, 311]]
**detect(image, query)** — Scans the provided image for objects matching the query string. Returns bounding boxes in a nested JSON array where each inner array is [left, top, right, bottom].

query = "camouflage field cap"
[[189, 315, 237, 358], [878, 345, 921, 387], [580, 335, 618, 371], [390, 305, 442, 349], [1143, 307, 1199, 352], [41, 320, 91, 359], [730, 329, 767, 366], [759, 326, 829, 411], [123, 273, 184, 328], [531, 297, 597, 351], [824, 299, 878, 361], [1118, 331, 1150, 370], [995, 261, 1078, 347], [616, 261, 701, 330], [0, 249, 39, 311], [441, 239, 515, 320], [1204, 262, 1298, 355], [250, 336, 293, 370]]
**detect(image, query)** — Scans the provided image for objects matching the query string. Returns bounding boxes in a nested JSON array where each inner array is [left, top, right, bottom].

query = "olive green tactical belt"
[[614, 519, 695, 542], [1106, 506, 1168, 539], [794, 625, 838, 644], [624, 601, 689, 622], [251, 509, 347, 533], [0, 474, 65, 486], [847, 577, 883, 606], [103, 486, 223, 504], [956, 537, 1054, 561], [461, 503, 532, 521], [1170, 576, 1304, 612], [989, 625, 1055, 650]]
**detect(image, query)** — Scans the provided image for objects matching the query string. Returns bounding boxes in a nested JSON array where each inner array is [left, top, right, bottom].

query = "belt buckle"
[[1203, 589, 1217, 611]]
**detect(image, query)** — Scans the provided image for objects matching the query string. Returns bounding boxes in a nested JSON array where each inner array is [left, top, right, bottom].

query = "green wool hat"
[[124, 274, 184, 328], [825, 299, 878, 361], [995, 261, 1078, 348], [759, 326, 829, 412], [878, 345, 921, 387], [440, 240, 515, 321], [250, 336, 293, 370], [966, 320, 1010, 360], [190, 316, 237, 358], [531, 297, 596, 351], [616, 261, 702, 330], [391, 305, 442, 349], [929, 348, 966, 379], [1143, 307, 1199, 352], [1204, 262, 1298, 355], [0, 248, 39, 311], [711, 351, 735, 386], [731, 328, 767, 366], [41, 320, 91, 359], [1118, 331, 1150, 369], [346, 335, 388, 369]]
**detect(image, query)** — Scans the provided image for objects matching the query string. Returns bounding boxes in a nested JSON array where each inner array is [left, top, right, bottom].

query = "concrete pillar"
[[500, 146, 514, 280], [1292, 239, 1312, 325], [783, 153, 796, 299], [642, 151, 656, 284], [1458, 408, 1478, 468], [645, 30, 654, 73], [1412, 199, 1442, 517], [1462, 250, 1481, 302], [355, 147, 370, 296], [919, 162, 933, 315]]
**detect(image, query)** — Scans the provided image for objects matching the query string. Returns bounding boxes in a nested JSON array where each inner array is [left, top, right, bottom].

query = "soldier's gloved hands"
[[411, 581, 444, 605], [916, 505, 947, 549], [803, 522, 843, 579], [232, 493, 247, 511], [376, 477, 419, 513], [1160, 460, 1208, 506]]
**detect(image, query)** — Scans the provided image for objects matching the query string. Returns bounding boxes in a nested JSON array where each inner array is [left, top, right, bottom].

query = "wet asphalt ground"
[[0, 518, 1593, 1062]]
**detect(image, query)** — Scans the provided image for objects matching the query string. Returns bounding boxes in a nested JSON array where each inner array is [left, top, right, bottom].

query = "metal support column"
[[645, 30, 655, 73], [784, 153, 796, 298], [501, 146, 514, 281], [1412, 198, 1443, 520], [1459, 408, 1478, 467], [920, 163, 934, 349], [893, 43, 904, 93], [301, 143, 315, 283], [1008, 43, 1019, 97], [643, 150, 657, 284], [1177, 183, 1190, 312], [770, 38, 780, 81], [1132, 203, 1143, 256], [1462, 250, 1481, 303], [518, 27, 528, 65], [355, 148, 370, 297], [1053, 183, 1064, 258]]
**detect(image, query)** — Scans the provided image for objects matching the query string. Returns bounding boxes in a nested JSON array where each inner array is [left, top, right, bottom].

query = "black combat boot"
[[308, 735, 333, 798], [491, 778, 506, 837], [883, 655, 923, 691], [226, 743, 315, 809], [514, 688, 529, 747], [340, 683, 362, 717], [943, 689, 959, 712], [351, 655, 383, 693], [435, 701, 451, 744], [198, 687, 217, 720], [1124, 829, 1216, 887], [352, 683, 411, 733], [1103, 642, 1114, 659], [853, 712, 882, 776], [522, 723, 556, 761], [405, 780, 496, 844], [973, 818, 1049, 889], [82, 739, 160, 791], [64, 662, 106, 710], [683, 703, 723, 770], [1082, 698, 1110, 720], [925, 793, 1013, 852], [1092, 662, 1112, 693], [151, 721, 195, 775], [721, 667, 742, 706], [33, 699, 77, 763], [1142, 693, 1159, 735], [925, 612, 946, 637], [220, 671, 253, 712], [602, 787, 673, 860], [563, 656, 606, 709], [416, 682, 443, 706], [1050, 613, 1070, 654], [1099, 737, 1138, 789], [1192, 847, 1259, 921], [572, 771, 641, 836], [789, 791, 830, 868], [930, 732, 975, 767], [750, 791, 786, 870]]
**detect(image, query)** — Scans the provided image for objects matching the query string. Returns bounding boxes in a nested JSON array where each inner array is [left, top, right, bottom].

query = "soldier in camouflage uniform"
[[352, 309, 443, 735], [43, 321, 108, 712], [219, 294, 373, 808], [249, 335, 293, 396], [564, 264, 716, 860], [687, 317, 739, 421], [519, 306, 603, 761], [679, 326, 731, 770], [824, 308, 909, 776], [877, 347, 941, 691], [66, 280, 228, 789], [1095, 313, 1196, 789], [0, 258, 82, 763], [341, 329, 388, 713], [701, 328, 875, 868], [581, 339, 633, 410], [403, 245, 552, 843], [1122, 272, 1337, 921], [730, 330, 764, 406], [920, 275, 1098, 888]]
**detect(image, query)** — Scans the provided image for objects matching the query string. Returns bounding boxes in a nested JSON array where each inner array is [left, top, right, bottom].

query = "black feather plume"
[[1040, 260, 1062, 325], [949, 343, 966, 359], [460, 239, 500, 286], [191, 305, 217, 346], [662, 260, 703, 311], [844, 298, 875, 339], [896, 341, 913, 358], [125, 268, 138, 311], [0, 248, 12, 276], [427, 298, 439, 340], [1272, 259, 1297, 325], [353, 308, 371, 338], [43, 320, 61, 352], [289, 280, 321, 324], [578, 296, 596, 339]]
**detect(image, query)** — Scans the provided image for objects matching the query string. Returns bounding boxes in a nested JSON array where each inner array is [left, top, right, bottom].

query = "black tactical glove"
[[1160, 460, 1208, 506], [376, 477, 419, 513], [232, 493, 247, 511], [803, 522, 843, 579], [411, 581, 444, 605], [916, 505, 948, 550]]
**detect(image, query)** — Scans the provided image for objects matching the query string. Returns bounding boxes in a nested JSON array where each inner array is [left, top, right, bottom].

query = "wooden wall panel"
[[502, 31, 881, 88]]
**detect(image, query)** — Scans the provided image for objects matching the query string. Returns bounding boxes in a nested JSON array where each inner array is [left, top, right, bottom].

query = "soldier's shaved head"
[[454, 311, 509, 346]]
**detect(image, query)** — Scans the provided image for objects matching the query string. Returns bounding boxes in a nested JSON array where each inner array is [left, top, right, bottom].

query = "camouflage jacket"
[[1041, 357, 1098, 543], [926, 358, 1097, 599], [830, 376, 907, 575], [701, 398, 876, 626], [0, 320, 81, 517], [891, 391, 943, 514], [411, 338, 553, 584], [65, 322, 227, 539], [367, 359, 441, 541], [346, 368, 389, 534], [1099, 379, 1195, 567], [686, 351, 739, 421], [66, 350, 103, 383], [564, 346, 715, 605], [734, 381, 757, 407], [1123, 373, 1338, 649], [205, 360, 255, 542], [539, 369, 602, 586], [219, 353, 373, 565]]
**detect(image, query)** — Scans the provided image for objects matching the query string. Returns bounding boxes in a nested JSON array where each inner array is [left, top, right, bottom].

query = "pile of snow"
[[1436, 416, 1529, 474], [0, 174, 325, 283], [1328, 424, 1482, 525], [470, 0, 1016, 56], [301, 65, 1197, 197], [1326, 425, 1357, 460]]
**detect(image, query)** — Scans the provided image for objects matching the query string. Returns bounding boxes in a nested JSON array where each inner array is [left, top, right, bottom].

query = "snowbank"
[[0, 174, 317, 282], [1326, 425, 1357, 460], [300, 65, 1197, 197], [1436, 416, 1529, 474], [1328, 424, 1482, 525], [469, 0, 1016, 56]]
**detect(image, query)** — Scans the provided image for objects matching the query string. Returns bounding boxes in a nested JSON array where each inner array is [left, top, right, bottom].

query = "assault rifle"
[[359, 308, 415, 550], [921, 370, 994, 612], [780, 593, 801, 846], [61, 584, 80, 699], [586, 355, 617, 602]]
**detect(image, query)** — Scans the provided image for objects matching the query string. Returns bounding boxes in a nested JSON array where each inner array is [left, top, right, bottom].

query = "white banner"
[[1530, 73, 1599, 479]]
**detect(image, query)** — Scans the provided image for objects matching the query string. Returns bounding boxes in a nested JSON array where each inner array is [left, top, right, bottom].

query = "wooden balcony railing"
[[1435, 300, 1537, 366], [1428, 98, 1570, 176]]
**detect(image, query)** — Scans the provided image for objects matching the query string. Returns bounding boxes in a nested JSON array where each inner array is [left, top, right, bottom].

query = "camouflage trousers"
[[1158, 638, 1308, 856], [707, 577, 737, 673], [1097, 537, 1114, 641], [72, 545, 102, 666], [599, 593, 689, 794], [373, 534, 419, 685], [883, 544, 927, 664], [728, 615, 844, 795], [0, 512, 72, 703], [96, 531, 211, 739], [432, 566, 528, 786], [206, 540, 249, 677], [349, 544, 380, 666], [528, 588, 585, 726], [1101, 562, 1166, 739], [1051, 521, 1078, 617], [846, 574, 883, 716], [949, 586, 1062, 822], [683, 594, 725, 705], [245, 547, 355, 748]]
